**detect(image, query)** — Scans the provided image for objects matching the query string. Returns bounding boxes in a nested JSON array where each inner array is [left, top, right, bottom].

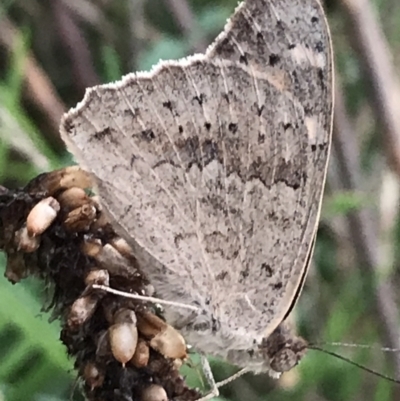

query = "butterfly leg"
[[197, 355, 219, 401]]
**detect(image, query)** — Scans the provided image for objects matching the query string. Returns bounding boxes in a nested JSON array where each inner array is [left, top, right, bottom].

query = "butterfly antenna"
[[311, 342, 400, 353], [308, 345, 400, 384]]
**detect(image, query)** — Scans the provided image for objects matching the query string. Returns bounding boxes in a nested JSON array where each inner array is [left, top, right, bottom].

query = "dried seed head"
[[83, 362, 105, 390], [57, 187, 88, 210], [109, 321, 138, 365], [89, 210, 109, 231], [26, 197, 60, 236], [150, 325, 187, 360], [57, 166, 92, 191], [113, 308, 137, 325], [93, 243, 137, 277], [68, 295, 99, 328], [64, 204, 97, 232], [85, 269, 109, 286], [137, 312, 168, 337], [137, 312, 187, 359], [14, 226, 40, 253], [81, 237, 102, 257], [110, 237, 135, 259], [5, 252, 27, 283], [130, 338, 150, 368], [141, 384, 168, 401]]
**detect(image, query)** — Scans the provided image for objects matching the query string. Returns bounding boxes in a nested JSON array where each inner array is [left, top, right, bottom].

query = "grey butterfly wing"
[[61, 0, 333, 341]]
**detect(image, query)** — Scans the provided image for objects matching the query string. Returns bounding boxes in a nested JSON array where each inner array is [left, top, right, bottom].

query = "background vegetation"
[[1, 0, 400, 400]]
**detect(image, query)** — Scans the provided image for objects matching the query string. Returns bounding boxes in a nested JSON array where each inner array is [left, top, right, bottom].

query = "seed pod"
[[26, 197, 60, 236], [81, 238, 102, 257], [137, 312, 187, 359], [57, 187, 88, 210], [57, 166, 93, 191], [109, 237, 135, 259], [150, 324, 187, 360], [85, 269, 109, 286], [137, 311, 168, 337], [89, 195, 102, 210], [92, 243, 136, 277], [109, 309, 138, 365], [141, 384, 168, 401], [64, 204, 97, 232], [25, 166, 92, 194], [68, 294, 99, 328], [4, 252, 27, 283], [89, 210, 109, 231], [130, 338, 150, 368], [14, 225, 40, 253], [83, 362, 104, 390]]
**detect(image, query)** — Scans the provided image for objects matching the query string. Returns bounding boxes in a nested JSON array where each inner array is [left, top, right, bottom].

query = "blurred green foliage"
[[0, 0, 400, 400]]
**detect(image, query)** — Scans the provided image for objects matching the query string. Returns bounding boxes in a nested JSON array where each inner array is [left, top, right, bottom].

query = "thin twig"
[[52, 0, 100, 93], [333, 78, 400, 377], [340, 0, 400, 178], [0, 16, 66, 148]]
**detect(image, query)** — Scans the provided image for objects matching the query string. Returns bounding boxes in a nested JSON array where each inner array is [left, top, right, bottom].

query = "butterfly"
[[60, 0, 333, 397]]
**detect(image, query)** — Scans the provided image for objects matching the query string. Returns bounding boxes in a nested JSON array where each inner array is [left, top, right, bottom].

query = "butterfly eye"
[[270, 347, 299, 372]]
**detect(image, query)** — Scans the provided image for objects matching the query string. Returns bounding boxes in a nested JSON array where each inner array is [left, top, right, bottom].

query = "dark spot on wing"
[[269, 54, 280, 66], [228, 123, 238, 133], [239, 54, 248, 65], [162, 101, 173, 110], [315, 41, 324, 53], [240, 267, 250, 282], [141, 129, 155, 142], [93, 127, 111, 140], [193, 94, 205, 105], [202, 139, 219, 165], [261, 263, 273, 277], [216, 271, 228, 281]]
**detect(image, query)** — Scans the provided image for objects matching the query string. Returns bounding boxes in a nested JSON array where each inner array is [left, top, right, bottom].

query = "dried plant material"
[[141, 384, 168, 401], [81, 237, 102, 257], [14, 225, 40, 253], [26, 196, 60, 236], [63, 203, 97, 231], [57, 186, 89, 210], [110, 237, 136, 259], [4, 252, 27, 283], [91, 243, 138, 277], [131, 338, 150, 368], [150, 324, 187, 360], [24, 166, 92, 194], [109, 309, 139, 365], [83, 362, 105, 390], [137, 311, 169, 338], [85, 268, 109, 286], [68, 294, 101, 328]]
